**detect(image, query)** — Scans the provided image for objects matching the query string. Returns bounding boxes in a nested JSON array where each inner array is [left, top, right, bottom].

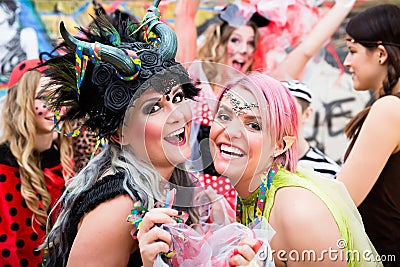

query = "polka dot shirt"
[[198, 173, 237, 210], [191, 85, 238, 210], [0, 143, 65, 267], [193, 90, 215, 127]]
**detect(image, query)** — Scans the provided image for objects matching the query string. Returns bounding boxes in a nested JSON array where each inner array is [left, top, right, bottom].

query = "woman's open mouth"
[[232, 60, 245, 71], [164, 127, 186, 146]]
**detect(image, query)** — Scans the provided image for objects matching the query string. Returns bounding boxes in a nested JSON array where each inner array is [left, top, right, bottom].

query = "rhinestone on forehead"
[[223, 91, 259, 116]]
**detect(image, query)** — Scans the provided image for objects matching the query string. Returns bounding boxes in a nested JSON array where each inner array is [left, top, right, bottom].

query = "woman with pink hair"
[[173, 0, 355, 210], [209, 72, 381, 266]]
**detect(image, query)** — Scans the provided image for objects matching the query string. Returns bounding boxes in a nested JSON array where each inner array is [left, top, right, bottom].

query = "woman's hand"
[[229, 238, 264, 266], [205, 187, 236, 225], [137, 208, 178, 267]]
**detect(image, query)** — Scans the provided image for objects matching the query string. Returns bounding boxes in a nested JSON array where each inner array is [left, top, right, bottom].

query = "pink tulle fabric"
[[154, 219, 274, 267], [144, 188, 275, 266]]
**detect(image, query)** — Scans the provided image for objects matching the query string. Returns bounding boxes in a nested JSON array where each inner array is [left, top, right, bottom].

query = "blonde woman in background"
[[0, 58, 73, 266]]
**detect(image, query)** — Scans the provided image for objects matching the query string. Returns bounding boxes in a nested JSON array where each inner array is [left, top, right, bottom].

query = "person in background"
[[174, 0, 356, 80], [0, 58, 73, 266], [337, 4, 400, 265], [282, 80, 341, 178]]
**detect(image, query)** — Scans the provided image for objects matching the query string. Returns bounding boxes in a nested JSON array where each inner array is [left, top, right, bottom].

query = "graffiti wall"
[[0, 0, 397, 163]]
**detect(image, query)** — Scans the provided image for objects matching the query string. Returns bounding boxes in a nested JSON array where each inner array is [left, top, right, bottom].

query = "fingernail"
[[164, 249, 176, 258], [232, 248, 239, 256], [251, 240, 263, 252]]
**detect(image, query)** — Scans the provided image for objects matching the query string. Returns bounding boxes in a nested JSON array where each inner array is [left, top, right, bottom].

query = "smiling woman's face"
[[123, 86, 193, 169], [34, 77, 55, 135], [219, 25, 256, 73], [209, 85, 273, 184], [343, 39, 385, 92]]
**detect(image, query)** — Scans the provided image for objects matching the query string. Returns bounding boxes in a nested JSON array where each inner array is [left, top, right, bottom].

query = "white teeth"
[[166, 128, 184, 138], [220, 144, 244, 157], [233, 60, 244, 64]]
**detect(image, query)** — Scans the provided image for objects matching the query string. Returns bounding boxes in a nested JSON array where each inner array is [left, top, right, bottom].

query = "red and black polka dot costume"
[[0, 143, 65, 267], [192, 85, 237, 210]]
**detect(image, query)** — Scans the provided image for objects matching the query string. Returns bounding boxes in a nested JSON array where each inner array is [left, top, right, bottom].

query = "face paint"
[[34, 79, 55, 135]]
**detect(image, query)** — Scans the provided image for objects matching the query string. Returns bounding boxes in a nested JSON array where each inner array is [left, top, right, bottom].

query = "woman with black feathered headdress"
[[40, 2, 204, 266], [70, 2, 140, 174]]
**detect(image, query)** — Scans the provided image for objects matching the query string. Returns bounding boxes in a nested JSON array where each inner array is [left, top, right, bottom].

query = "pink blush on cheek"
[[226, 46, 235, 55]]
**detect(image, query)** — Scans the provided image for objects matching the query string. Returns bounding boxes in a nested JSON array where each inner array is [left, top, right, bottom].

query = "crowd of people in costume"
[[0, 0, 399, 266]]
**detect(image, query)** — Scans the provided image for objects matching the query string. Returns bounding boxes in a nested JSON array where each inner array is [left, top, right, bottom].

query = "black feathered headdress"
[[45, 0, 199, 138]]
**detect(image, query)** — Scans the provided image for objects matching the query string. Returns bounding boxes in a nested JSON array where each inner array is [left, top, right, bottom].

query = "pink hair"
[[219, 71, 299, 172]]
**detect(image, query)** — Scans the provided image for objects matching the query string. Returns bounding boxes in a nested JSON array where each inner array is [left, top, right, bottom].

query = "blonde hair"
[[197, 20, 259, 84], [198, 21, 258, 63], [1, 70, 73, 225]]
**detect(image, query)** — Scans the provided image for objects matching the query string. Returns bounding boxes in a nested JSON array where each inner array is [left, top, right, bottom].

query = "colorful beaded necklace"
[[236, 164, 279, 222]]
